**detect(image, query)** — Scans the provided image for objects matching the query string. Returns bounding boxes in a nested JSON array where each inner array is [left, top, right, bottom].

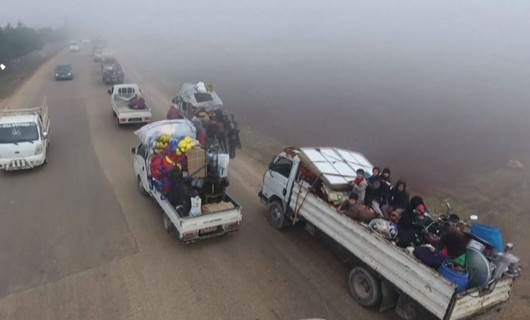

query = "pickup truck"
[[102, 63, 124, 85], [132, 120, 242, 242], [108, 84, 152, 126], [0, 105, 50, 171], [259, 147, 517, 320]]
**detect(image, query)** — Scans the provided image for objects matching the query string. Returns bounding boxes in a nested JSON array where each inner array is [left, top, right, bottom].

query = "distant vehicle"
[[0, 105, 50, 171], [102, 63, 124, 85], [54, 64, 73, 80], [108, 84, 152, 126], [93, 48, 103, 62], [168, 82, 241, 158], [69, 41, 80, 52], [81, 39, 90, 44]]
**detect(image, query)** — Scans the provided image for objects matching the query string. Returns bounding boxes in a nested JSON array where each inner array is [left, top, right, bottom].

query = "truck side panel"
[[290, 183, 455, 319]]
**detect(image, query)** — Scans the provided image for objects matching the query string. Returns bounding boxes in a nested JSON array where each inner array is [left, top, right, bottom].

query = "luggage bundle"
[[148, 133, 204, 194]]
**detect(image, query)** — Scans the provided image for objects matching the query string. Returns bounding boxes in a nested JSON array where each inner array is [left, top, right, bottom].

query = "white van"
[[0, 106, 50, 170]]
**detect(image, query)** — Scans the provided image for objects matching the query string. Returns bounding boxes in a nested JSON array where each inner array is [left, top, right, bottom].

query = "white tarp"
[[134, 119, 197, 146], [300, 147, 373, 186]]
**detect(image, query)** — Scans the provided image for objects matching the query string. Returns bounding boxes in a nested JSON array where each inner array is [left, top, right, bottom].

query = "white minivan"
[[0, 106, 50, 170]]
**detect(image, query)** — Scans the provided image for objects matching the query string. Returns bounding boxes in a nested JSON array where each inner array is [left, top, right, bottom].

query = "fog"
[[4, 0, 530, 187]]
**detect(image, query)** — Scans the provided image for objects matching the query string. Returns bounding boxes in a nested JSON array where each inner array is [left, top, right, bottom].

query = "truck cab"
[[0, 107, 50, 170]]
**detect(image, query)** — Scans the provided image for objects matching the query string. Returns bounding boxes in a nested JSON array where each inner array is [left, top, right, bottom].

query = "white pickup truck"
[[0, 106, 50, 171], [132, 120, 242, 243], [109, 84, 152, 126], [259, 147, 516, 320]]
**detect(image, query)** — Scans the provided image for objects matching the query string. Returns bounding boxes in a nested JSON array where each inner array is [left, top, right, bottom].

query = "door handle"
[[282, 188, 287, 196]]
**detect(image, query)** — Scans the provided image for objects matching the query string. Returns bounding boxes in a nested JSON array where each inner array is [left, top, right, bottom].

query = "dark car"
[[55, 64, 73, 80]]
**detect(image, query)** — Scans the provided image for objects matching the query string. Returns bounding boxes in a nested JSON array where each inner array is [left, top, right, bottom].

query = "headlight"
[[67, 73, 72, 76], [56, 73, 59, 77], [35, 143, 43, 155]]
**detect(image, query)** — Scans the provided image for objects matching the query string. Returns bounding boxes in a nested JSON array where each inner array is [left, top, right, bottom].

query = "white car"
[[0, 106, 50, 170], [69, 41, 80, 52]]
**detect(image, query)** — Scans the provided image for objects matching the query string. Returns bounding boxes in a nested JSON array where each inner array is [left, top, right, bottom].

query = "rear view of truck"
[[133, 120, 242, 243], [109, 84, 152, 125]]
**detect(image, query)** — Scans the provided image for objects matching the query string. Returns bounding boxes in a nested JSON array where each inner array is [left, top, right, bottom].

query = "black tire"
[[137, 176, 148, 196], [162, 214, 175, 235], [267, 200, 288, 230], [348, 267, 382, 308]]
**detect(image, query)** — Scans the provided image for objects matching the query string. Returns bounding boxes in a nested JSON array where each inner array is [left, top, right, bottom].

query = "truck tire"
[[163, 214, 175, 235], [348, 266, 382, 308], [267, 200, 288, 230], [137, 176, 148, 196]]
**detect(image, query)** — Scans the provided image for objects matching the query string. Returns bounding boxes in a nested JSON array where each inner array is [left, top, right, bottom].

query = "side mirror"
[[42, 131, 48, 139], [131, 147, 136, 155], [268, 157, 276, 170], [107, 89, 112, 95], [505, 242, 514, 252], [171, 97, 177, 104]]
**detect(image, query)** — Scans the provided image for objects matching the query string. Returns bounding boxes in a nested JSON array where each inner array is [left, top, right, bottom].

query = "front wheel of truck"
[[267, 200, 288, 230]]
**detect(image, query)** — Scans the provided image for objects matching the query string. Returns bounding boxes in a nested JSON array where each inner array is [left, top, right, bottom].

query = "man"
[[352, 168, 368, 202], [338, 192, 376, 223], [389, 180, 410, 210], [364, 166, 381, 206]]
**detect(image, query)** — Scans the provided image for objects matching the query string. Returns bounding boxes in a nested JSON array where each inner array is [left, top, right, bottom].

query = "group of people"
[[168, 106, 241, 159], [337, 166, 470, 272]]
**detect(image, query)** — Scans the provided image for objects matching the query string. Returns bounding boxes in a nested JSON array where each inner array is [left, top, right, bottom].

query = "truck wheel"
[[137, 176, 148, 196], [348, 266, 382, 308], [267, 200, 287, 229], [163, 214, 175, 235], [395, 294, 434, 320]]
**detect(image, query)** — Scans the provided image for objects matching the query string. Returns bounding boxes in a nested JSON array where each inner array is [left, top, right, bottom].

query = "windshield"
[[56, 65, 71, 73], [0, 122, 39, 143]]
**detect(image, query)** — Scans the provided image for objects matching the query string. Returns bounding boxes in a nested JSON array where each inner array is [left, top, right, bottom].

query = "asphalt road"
[[0, 49, 393, 320]]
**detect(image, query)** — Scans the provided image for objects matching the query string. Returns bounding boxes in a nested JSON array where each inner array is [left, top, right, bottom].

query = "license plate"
[[129, 117, 142, 122], [199, 226, 218, 235]]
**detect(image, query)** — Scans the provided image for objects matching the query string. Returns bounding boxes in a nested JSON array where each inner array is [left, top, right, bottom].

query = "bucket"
[[438, 261, 469, 293], [471, 224, 504, 252]]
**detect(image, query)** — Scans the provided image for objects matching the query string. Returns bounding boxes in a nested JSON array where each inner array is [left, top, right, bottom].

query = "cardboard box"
[[187, 147, 207, 178], [202, 201, 235, 214]]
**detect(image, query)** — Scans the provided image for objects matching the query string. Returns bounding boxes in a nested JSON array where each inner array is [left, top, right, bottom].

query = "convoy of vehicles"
[[132, 120, 242, 242], [108, 84, 152, 125], [54, 64, 73, 80], [2, 40, 520, 320], [0, 105, 50, 171], [258, 147, 518, 320]]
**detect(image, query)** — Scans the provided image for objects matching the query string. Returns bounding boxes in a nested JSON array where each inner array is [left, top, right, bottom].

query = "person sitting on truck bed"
[[389, 180, 410, 211], [364, 166, 381, 206], [128, 94, 146, 110], [351, 168, 368, 202], [338, 192, 376, 223], [395, 196, 430, 248]]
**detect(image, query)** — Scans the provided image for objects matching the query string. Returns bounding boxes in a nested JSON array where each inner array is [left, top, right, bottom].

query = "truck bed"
[[152, 189, 242, 241], [289, 183, 513, 320]]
